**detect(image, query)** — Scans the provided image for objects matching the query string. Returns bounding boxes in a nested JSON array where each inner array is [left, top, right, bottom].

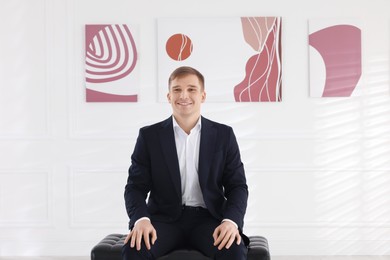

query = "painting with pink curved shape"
[[309, 20, 362, 97], [85, 24, 139, 102], [157, 17, 282, 102], [234, 17, 282, 102]]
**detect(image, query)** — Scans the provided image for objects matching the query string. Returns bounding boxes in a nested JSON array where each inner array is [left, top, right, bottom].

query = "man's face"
[[167, 74, 206, 119]]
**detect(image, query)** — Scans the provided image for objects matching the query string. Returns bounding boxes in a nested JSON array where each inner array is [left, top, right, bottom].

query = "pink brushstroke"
[[309, 25, 362, 97], [86, 89, 137, 102], [234, 17, 282, 102], [241, 17, 277, 52]]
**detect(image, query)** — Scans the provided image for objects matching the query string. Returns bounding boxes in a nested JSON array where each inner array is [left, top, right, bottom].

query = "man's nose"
[[180, 90, 188, 98]]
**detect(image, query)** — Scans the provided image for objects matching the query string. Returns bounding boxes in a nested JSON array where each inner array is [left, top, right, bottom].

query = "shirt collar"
[[172, 116, 202, 134]]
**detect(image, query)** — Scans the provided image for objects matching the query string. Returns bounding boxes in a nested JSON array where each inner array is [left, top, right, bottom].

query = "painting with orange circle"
[[158, 17, 282, 102]]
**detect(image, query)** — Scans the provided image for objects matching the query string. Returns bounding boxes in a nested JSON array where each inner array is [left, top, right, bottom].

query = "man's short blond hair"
[[168, 66, 205, 90]]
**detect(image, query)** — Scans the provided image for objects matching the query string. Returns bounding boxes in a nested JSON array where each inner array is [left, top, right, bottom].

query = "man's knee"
[[215, 241, 247, 260], [121, 240, 153, 260]]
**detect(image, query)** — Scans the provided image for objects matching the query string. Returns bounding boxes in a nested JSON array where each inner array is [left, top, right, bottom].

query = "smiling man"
[[167, 70, 206, 133], [122, 66, 249, 260]]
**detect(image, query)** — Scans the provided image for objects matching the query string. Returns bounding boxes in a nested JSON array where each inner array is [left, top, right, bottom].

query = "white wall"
[[0, 0, 389, 256]]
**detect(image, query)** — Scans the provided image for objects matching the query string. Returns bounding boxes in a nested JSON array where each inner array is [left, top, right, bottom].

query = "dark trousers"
[[122, 206, 247, 260]]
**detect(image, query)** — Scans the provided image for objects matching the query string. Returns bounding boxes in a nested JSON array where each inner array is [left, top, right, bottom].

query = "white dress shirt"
[[172, 116, 206, 208]]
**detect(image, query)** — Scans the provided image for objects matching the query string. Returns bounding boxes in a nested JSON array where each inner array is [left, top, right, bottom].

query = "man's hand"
[[212, 221, 241, 250], [124, 219, 157, 251]]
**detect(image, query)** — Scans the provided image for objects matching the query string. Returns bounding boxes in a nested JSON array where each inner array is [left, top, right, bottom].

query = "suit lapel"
[[199, 117, 217, 187], [158, 117, 182, 198]]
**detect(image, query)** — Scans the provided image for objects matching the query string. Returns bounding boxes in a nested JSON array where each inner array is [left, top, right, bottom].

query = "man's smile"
[[177, 102, 193, 106]]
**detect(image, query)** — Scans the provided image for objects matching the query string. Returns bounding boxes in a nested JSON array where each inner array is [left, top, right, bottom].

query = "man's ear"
[[167, 93, 171, 103], [202, 91, 206, 103]]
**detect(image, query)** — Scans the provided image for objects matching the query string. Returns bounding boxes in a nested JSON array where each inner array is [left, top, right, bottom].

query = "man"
[[122, 66, 248, 260]]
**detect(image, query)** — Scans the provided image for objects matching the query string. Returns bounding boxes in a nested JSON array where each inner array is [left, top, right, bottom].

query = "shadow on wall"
[[313, 53, 390, 254]]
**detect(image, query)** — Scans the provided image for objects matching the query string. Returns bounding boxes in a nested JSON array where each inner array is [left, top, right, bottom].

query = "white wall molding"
[[0, 0, 52, 140], [0, 169, 52, 227], [68, 167, 128, 228]]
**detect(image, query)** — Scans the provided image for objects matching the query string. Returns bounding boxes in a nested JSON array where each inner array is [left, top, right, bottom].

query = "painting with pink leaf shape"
[[157, 17, 282, 102], [85, 24, 139, 102], [235, 17, 282, 102], [309, 20, 362, 97]]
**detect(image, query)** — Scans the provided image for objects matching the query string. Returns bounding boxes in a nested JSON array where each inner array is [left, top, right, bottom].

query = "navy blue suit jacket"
[[124, 116, 248, 233]]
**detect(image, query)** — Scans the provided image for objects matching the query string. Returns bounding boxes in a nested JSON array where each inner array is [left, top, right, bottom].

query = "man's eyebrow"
[[171, 85, 200, 89]]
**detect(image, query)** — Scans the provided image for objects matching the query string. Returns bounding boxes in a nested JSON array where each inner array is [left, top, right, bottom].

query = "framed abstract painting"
[[85, 24, 139, 102], [309, 19, 362, 97], [158, 17, 282, 102]]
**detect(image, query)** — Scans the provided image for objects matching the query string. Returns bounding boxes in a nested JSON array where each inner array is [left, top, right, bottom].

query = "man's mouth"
[[177, 102, 192, 106]]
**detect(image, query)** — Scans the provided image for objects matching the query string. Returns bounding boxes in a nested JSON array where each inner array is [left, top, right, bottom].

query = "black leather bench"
[[91, 233, 270, 260]]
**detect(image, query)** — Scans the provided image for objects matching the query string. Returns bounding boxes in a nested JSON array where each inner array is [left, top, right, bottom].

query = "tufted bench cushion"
[[91, 233, 270, 260]]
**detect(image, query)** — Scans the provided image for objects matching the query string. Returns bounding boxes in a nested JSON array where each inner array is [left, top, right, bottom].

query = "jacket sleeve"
[[124, 128, 152, 229], [221, 127, 248, 231]]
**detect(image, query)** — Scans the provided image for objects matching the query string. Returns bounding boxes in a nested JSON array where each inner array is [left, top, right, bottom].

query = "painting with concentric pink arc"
[[85, 24, 139, 102], [157, 17, 282, 102], [309, 19, 362, 97]]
